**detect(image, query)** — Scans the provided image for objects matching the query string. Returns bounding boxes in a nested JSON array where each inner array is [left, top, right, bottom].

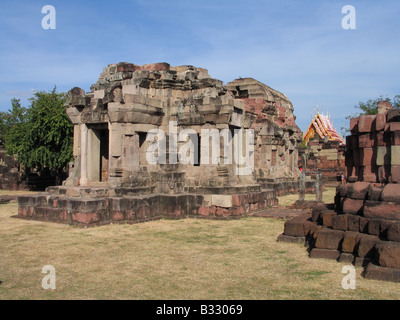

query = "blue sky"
[[0, 0, 399, 134]]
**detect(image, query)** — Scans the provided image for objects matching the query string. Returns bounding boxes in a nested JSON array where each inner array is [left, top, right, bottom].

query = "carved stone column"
[[80, 124, 88, 186]]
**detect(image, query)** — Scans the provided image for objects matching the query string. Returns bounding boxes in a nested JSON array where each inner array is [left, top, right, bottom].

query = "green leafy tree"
[[341, 94, 400, 136], [1, 98, 29, 155], [354, 95, 400, 115], [0, 88, 73, 184]]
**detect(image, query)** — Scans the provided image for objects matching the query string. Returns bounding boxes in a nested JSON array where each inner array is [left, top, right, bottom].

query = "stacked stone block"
[[18, 186, 277, 226], [279, 102, 400, 283], [299, 140, 346, 183], [279, 183, 400, 282], [346, 102, 399, 183]]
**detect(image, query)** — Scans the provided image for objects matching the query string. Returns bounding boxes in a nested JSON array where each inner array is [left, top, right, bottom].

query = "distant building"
[[303, 112, 345, 145], [299, 112, 345, 183]]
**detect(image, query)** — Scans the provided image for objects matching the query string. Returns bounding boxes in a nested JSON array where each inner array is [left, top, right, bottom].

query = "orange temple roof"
[[303, 113, 345, 144]]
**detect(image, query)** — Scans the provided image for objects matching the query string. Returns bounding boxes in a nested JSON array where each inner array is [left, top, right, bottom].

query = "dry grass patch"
[[1, 197, 400, 300], [277, 186, 337, 207]]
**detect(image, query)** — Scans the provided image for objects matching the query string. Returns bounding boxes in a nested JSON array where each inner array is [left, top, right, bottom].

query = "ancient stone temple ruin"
[[225, 78, 303, 195], [279, 101, 400, 283], [17, 62, 302, 226]]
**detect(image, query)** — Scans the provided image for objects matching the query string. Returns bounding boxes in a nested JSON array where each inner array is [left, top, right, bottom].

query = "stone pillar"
[[299, 171, 305, 201], [80, 124, 88, 186], [316, 173, 323, 202], [125, 134, 140, 172]]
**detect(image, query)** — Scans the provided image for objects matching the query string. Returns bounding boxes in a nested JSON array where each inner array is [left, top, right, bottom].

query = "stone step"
[[45, 185, 156, 198]]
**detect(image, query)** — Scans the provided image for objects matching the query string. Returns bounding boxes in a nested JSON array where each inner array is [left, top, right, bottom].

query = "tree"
[[352, 94, 400, 116], [1, 98, 29, 155], [0, 88, 73, 184], [341, 94, 400, 136]]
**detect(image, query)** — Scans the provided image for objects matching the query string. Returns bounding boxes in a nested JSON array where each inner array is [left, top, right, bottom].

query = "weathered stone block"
[[70, 211, 102, 224], [375, 131, 388, 147], [391, 131, 400, 146], [358, 115, 376, 133], [378, 101, 393, 114], [376, 146, 390, 166], [390, 165, 400, 183], [347, 181, 371, 200], [391, 146, 400, 165], [341, 231, 359, 254], [309, 248, 340, 260], [276, 234, 306, 244], [375, 113, 386, 131], [342, 198, 363, 215], [334, 194, 344, 212], [111, 211, 125, 221], [350, 118, 358, 134], [198, 206, 210, 216], [322, 211, 337, 228], [376, 241, 400, 268], [367, 219, 383, 237], [211, 195, 233, 208], [362, 173, 378, 183], [387, 222, 400, 242], [304, 220, 318, 238], [332, 214, 349, 231], [379, 219, 393, 239], [367, 184, 383, 201], [353, 148, 361, 167], [364, 263, 400, 283], [359, 217, 369, 233], [311, 209, 323, 223], [315, 228, 344, 250], [360, 148, 375, 166], [69, 198, 109, 213], [387, 109, 400, 123], [283, 214, 312, 237], [338, 253, 355, 264], [35, 206, 67, 221], [359, 133, 375, 148], [389, 122, 400, 132], [348, 215, 361, 232], [378, 165, 390, 183], [336, 183, 349, 197], [215, 207, 230, 217], [356, 234, 379, 258], [364, 200, 400, 220], [354, 257, 371, 268]]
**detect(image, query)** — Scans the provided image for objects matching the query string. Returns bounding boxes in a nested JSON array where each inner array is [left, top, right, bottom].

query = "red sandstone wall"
[[346, 107, 400, 183], [298, 141, 346, 183]]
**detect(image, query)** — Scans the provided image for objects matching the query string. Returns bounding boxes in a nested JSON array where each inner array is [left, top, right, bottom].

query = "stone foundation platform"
[[17, 186, 278, 227], [278, 182, 400, 283], [258, 178, 316, 196]]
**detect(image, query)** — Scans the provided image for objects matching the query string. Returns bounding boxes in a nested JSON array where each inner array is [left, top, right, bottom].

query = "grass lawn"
[[1, 188, 399, 300]]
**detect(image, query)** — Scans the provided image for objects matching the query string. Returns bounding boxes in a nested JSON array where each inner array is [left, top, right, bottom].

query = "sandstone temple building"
[[18, 62, 303, 225]]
